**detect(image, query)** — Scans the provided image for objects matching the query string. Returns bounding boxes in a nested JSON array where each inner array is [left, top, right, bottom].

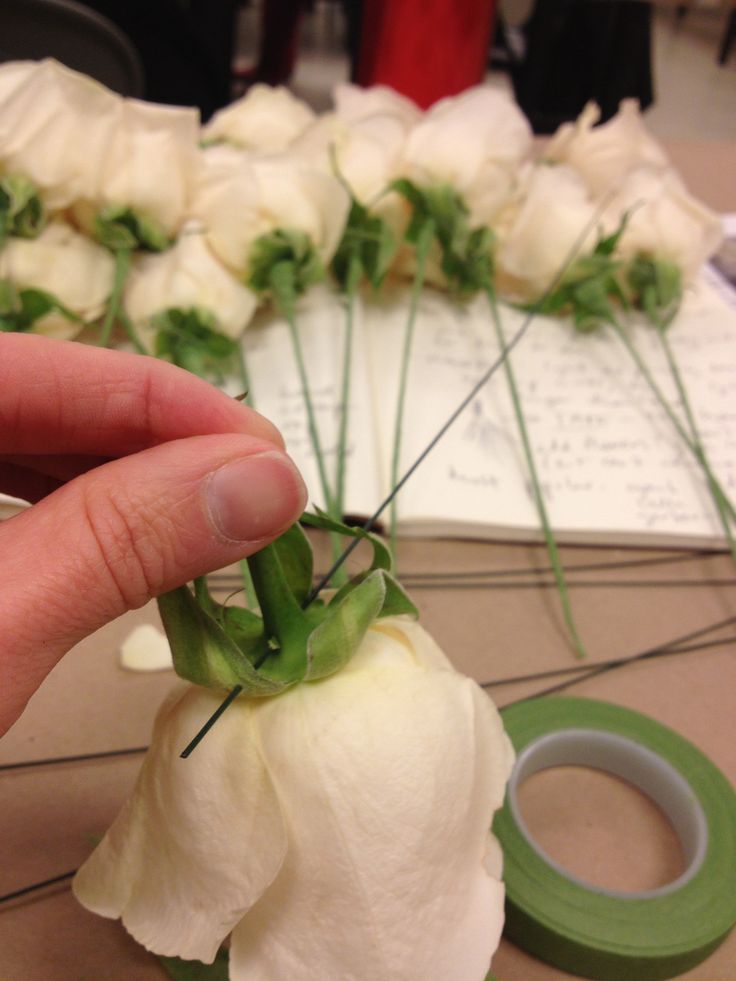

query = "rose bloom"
[[202, 84, 316, 152], [333, 82, 422, 131], [124, 223, 258, 350], [605, 166, 723, 281], [496, 163, 598, 300], [0, 58, 119, 212], [190, 144, 350, 278], [292, 105, 411, 206], [0, 221, 115, 338], [74, 616, 514, 981], [73, 97, 200, 241], [545, 99, 670, 199], [401, 85, 533, 226]]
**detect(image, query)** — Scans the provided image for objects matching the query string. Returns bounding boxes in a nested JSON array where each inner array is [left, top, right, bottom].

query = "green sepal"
[[157, 513, 417, 697], [0, 280, 82, 333], [0, 175, 45, 243], [273, 521, 314, 605], [331, 197, 397, 292], [531, 228, 630, 333], [391, 178, 494, 296], [157, 586, 281, 695], [95, 204, 171, 253], [305, 568, 387, 680], [626, 253, 682, 329], [247, 228, 324, 309], [153, 306, 240, 382], [192, 576, 269, 663], [300, 509, 392, 572]]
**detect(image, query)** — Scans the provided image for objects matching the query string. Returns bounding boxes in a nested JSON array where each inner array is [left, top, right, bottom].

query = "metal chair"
[[0, 0, 144, 97]]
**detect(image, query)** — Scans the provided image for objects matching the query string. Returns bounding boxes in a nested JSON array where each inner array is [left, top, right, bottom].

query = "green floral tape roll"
[[493, 697, 736, 981]]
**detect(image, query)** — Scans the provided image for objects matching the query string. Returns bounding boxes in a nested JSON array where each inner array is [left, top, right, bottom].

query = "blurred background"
[[1, 0, 734, 136]]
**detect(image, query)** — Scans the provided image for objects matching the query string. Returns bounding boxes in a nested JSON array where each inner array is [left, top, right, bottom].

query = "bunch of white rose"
[[0, 59, 722, 346]]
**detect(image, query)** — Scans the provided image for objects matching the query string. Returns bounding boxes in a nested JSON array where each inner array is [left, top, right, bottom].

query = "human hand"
[[0, 334, 307, 734]]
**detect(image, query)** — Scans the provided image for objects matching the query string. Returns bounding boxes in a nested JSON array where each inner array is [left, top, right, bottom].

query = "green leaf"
[[0, 281, 82, 333], [0, 175, 45, 243], [159, 950, 229, 981], [247, 228, 324, 308], [95, 204, 170, 252], [153, 307, 240, 382]]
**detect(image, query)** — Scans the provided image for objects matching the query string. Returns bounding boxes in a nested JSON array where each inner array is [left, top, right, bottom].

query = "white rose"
[[0, 58, 120, 211], [292, 109, 409, 204], [73, 617, 513, 981], [402, 85, 533, 224], [0, 220, 115, 338], [545, 100, 670, 199], [333, 82, 422, 129], [191, 146, 350, 277], [124, 224, 258, 350], [497, 164, 598, 299], [202, 84, 315, 152], [76, 98, 200, 240], [605, 167, 723, 280]]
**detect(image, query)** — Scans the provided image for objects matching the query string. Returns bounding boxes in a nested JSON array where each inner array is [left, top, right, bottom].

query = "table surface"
[[1, 142, 735, 981]]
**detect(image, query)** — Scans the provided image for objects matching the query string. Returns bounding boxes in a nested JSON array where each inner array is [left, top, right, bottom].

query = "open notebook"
[[240, 264, 736, 549]]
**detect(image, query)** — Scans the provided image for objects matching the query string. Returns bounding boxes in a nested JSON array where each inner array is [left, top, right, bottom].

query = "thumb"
[[0, 434, 307, 733]]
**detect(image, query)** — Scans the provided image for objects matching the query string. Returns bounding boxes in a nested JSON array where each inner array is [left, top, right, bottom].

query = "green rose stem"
[[248, 230, 345, 578], [97, 249, 145, 353], [487, 287, 587, 659], [389, 221, 434, 563], [335, 254, 360, 520], [608, 318, 736, 563]]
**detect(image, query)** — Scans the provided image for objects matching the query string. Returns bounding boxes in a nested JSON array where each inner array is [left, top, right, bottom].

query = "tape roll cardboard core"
[[507, 728, 708, 898]]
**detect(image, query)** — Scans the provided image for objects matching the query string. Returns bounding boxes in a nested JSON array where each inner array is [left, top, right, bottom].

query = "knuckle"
[[81, 482, 173, 611]]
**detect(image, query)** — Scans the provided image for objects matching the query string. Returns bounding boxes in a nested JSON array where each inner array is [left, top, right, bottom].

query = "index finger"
[[0, 334, 282, 456]]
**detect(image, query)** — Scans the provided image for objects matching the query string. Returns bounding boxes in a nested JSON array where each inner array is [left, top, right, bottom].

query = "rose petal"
[[73, 685, 287, 963], [119, 624, 173, 672], [230, 623, 513, 981]]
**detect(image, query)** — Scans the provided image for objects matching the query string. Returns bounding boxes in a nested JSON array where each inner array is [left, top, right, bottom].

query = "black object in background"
[[77, 0, 238, 118], [0, 0, 144, 97], [510, 0, 654, 134]]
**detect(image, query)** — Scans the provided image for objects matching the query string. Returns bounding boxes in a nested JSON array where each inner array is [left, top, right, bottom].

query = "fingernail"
[[205, 452, 307, 543]]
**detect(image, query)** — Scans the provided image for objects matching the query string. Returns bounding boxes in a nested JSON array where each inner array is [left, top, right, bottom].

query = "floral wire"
[[335, 264, 359, 519], [206, 548, 716, 588], [487, 287, 587, 659], [0, 745, 148, 772], [484, 632, 736, 693], [0, 871, 77, 906], [502, 613, 736, 703], [389, 221, 434, 566], [609, 318, 736, 559]]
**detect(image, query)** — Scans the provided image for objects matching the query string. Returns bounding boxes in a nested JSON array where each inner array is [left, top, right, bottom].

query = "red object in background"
[[355, 0, 496, 109]]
